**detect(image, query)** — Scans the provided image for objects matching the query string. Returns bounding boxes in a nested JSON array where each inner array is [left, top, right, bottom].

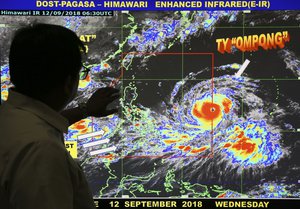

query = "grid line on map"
[[121, 12, 124, 197]]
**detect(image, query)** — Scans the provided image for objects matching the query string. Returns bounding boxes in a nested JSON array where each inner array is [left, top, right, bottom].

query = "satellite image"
[[1, 10, 300, 198]]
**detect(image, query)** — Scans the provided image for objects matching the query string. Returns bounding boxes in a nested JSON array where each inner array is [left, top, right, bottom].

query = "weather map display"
[[1, 10, 300, 204]]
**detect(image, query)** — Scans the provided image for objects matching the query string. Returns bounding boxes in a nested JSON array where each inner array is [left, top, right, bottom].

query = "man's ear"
[[64, 75, 74, 96], [65, 74, 79, 102]]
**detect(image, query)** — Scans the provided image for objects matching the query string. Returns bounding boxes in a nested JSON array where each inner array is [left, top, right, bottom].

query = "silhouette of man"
[[0, 23, 119, 209]]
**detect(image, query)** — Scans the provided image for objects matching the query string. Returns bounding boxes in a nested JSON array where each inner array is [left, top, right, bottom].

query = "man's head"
[[9, 23, 85, 110]]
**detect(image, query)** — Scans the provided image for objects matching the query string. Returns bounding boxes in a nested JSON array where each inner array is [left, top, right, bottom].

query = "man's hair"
[[9, 23, 85, 98]]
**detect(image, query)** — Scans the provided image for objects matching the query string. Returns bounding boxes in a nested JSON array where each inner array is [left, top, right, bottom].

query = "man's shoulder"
[[0, 102, 43, 128], [0, 103, 60, 144]]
